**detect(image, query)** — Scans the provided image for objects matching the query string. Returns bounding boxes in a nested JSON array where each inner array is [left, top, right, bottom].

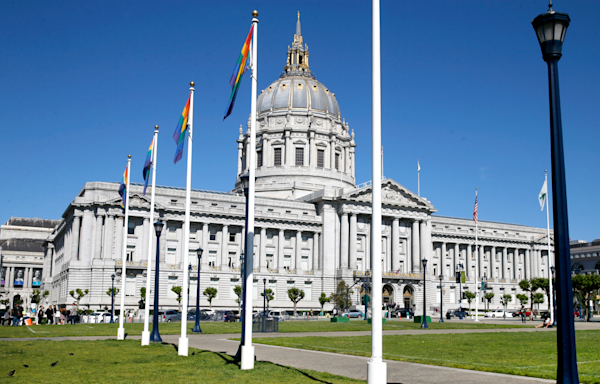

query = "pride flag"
[[224, 25, 253, 120], [118, 166, 128, 210], [172, 96, 191, 164], [142, 138, 154, 195]]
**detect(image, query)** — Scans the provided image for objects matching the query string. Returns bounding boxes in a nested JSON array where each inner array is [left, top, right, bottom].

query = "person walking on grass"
[[37, 306, 44, 325], [520, 305, 526, 323], [46, 306, 54, 325], [59, 307, 66, 325]]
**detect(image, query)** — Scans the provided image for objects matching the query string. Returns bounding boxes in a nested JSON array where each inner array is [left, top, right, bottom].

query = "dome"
[[257, 76, 341, 120]]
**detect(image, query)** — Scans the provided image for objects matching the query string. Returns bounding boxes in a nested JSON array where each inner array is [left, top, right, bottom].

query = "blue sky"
[[1, 0, 598, 241]]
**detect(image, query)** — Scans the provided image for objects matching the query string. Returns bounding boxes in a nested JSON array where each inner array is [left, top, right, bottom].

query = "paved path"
[[1, 326, 573, 383]]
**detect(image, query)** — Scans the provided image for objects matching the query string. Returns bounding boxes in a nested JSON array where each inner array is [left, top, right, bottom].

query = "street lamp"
[[110, 274, 115, 323], [193, 247, 203, 333], [150, 220, 163, 343], [362, 277, 370, 321], [457, 263, 464, 320], [438, 274, 444, 322], [482, 274, 488, 316], [421, 259, 428, 329], [551, 266, 557, 326], [532, 3, 578, 382], [262, 278, 267, 315]]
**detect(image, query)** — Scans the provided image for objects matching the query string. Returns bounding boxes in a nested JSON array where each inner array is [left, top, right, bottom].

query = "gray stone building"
[[39, 16, 560, 315]]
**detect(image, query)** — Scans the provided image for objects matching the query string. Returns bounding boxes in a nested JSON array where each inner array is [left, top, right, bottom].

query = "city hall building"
[[27, 17, 563, 315]]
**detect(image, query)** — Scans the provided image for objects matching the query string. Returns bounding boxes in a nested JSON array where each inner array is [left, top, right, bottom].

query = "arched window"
[[571, 263, 584, 274], [595, 261, 600, 273]]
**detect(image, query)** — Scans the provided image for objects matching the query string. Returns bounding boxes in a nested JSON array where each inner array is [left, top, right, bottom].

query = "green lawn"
[[0, 319, 527, 338], [254, 330, 600, 384], [0, 339, 364, 383]]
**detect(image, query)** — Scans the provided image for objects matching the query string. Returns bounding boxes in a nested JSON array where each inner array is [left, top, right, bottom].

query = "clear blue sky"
[[1, 1, 598, 241]]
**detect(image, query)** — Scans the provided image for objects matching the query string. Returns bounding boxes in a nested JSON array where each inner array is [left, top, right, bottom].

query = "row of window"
[[256, 148, 341, 170]]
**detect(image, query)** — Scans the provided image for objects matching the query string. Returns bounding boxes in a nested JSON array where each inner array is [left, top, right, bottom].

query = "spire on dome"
[[282, 12, 315, 79]]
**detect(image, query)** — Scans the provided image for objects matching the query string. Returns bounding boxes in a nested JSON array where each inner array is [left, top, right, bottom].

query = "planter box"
[[367, 318, 386, 324], [330, 317, 350, 323], [413, 316, 431, 323]]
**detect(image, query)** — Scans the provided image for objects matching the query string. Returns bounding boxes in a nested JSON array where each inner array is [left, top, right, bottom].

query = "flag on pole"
[[473, 191, 478, 223], [418, 160, 420, 172], [118, 165, 128, 211], [172, 96, 191, 164], [538, 179, 548, 211], [142, 138, 154, 195], [224, 25, 254, 120]]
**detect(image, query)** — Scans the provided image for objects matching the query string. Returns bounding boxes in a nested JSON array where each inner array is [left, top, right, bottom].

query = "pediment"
[[343, 179, 434, 211], [105, 194, 165, 210]]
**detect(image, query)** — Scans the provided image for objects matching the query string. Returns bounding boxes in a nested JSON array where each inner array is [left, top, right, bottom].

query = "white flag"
[[417, 160, 420, 172], [538, 179, 547, 211]]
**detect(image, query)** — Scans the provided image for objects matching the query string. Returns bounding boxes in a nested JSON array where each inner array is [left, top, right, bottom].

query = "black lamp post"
[[457, 263, 463, 320], [532, 3, 578, 383], [262, 278, 267, 315], [150, 220, 163, 343], [482, 274, 488, 315], [551, 266, 557, 326], [421, 259, 428, 329], [363, 278, 369, 321], [438, 274, 444, 322], [193, 247, 203, 333], [110, 274, 115, 323]]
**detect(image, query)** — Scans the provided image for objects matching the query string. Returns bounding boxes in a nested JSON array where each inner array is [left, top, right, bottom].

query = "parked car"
[[86, 312, 112, 323], [187, 309, 213, 321], [267, 310, 289, 321], [347, 309, 364, 318], [163, 310, 181, 322], [451, 309, 469, 318], [484, 309, 514, 318], [392, 308, 414, 318]]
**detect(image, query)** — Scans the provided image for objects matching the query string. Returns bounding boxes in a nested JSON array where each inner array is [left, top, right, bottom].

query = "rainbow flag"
[[118, 165, 128, 210], [142, 137, 154, 195], [172, 95, 191, 164], [224, 25, 253, 120]]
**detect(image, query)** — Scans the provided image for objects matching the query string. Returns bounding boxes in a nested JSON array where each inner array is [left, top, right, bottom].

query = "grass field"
[[253, 330, 600, 384], [0, 339, 364, 383], [0, 319, 527, 338]]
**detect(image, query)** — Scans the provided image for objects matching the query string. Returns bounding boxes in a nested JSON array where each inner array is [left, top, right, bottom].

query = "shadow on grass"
[[162, 342, 178, 352]]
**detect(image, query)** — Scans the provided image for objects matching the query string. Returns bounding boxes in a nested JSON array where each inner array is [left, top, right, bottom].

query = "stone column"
[[7, 267, 14, 289], [349, 214, 357, 270], [245, 137, 250, 172], [79, 209, 94, 263], [220, 224, 229, 269], [114, 216, 124, 261], [23, 268, 30, 288], [322, 203, 336, 274], [533, 249, 539, 277], [237, 139, 243, 174], [309, 130, 316, 170], [478, 246, 483, 278], [102, 214, 114, 259], [391, 218, 399, 272], [93, 213, 104, 259], [441, 242, 447, 277], [502, 247, 508, 279], [313, 232, 320, 270], [453, 243, 459, 276], [263, 136, 270, 169], [47, 244, 55, 279], [140, 218, 150, 264], [285, 129, 292, 166], [259, 227, 267, 271], [419, 220, 428, 272], [307, 236, 314, 271], [201, 223, 208, 267], [525, 249, 531, 279], [465, 244, 471, 279], [71, 213, 81, 261], [330, 137, 336, 170], [278, 229, 285, 272], [295, 231, 303, 272], [411, 220, 420, 272], [340, 213, 349, 269], [490, 246, 496, 279]]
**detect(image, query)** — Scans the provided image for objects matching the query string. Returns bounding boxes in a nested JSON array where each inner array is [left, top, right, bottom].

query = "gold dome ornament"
[[190, 81, 195, 87], [154, 125, 159, 131], [252, 10, 258, 18]]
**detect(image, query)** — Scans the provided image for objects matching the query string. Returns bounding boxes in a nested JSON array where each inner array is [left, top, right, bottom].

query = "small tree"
[[519, 278, 543, 320], [171, 286, 183, 311], [318, 293, 330, 313], [533, 292, 545, 314], [287, 288, 305, 316], [0, 299, 10, 307], [516, 293, 529, 307], [500, 294, 512, 314], [69, 289, 89, 310], [31, 290, 42, 305], [464, 291, 476, 314], [484, 292, 494, 311], [330, 281, 352, 311], [139, 287, 146, 309], [572, 274, 600, 322], [234, 285, 242, 312], [260, 288, 274, 310], [203, 287, 218, 309]]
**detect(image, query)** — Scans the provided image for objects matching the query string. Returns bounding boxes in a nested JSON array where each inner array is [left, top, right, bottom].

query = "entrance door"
[[402, 286, 414, 308]]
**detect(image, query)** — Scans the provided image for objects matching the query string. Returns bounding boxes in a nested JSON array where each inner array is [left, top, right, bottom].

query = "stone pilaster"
[[93, 213, 103, 259], [340, 213, 349, 269], [411, 220, 420, 273], [259, 227, 267, 271], [349, 214, 357, 270], [71, 213, 81, 261], [278, 229, 285, 272]]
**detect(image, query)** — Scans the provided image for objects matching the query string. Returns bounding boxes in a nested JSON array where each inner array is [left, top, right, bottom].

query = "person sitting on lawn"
[[535, 316, 552, 328]]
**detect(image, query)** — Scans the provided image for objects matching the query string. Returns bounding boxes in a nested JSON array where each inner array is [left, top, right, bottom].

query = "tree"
[[139, 287, 146, 309], [107, 287, 120, 297], [287, 288, 305, 316], [260, 288, 274, 310], [500, 294, 512, 314], [31, 290, 42, 305], [516, 293, 529, 306], [171, 286, 183, 311], [330, 281, 352, 310], [464, 291, 476, 314], [572, 274, 600, 322], [69, 289, 89, 310], [519, 278, 543, 320], [484, 292, 495, 311], [533, 292, 545, 314], [233, 285, 242, 312], [318, 293, 330, 313], [203, 287, 218, 309], [0, 299, 10, 307]]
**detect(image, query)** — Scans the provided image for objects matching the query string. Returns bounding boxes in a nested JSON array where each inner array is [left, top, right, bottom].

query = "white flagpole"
[[367, 0, 387, 382], [241, 10, 258, 370], [117, 155, 131, 340], [381, 146, 384, 180], [141, 126, 159, 346], [179, 82, 195, 356], [474, 188, 479, 322], [545, 170, 554, 324], [418, 160, 420, 197]]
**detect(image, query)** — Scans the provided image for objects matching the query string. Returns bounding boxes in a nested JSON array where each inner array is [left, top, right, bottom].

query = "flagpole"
[[474, 188, 479, 322], [545, 170, 554, 324], [141, 126, 159, 346], [381, 146, 384, 180], [241, 10, 258, 370], [178, 82, 195, 357], [418, 160, 420, 197], [117, 155, 131, 340], [367, 0, 387, 382]]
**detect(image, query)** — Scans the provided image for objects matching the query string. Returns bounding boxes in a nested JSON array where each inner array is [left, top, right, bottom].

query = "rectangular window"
[[317, 149, 324, 168], [209, 230, 216, 241], [167, 248, 177, 264], [284, 255, 291, 268], [209, 278, 219, 298], [357, 238, 363, 251], [357, 257, 363, 271], [126, 245, 135, 262], [253, 279, 258, 300], [125, 275, 136, 297], [304, 282, 312, 301], [189, 231, 196, 240], [267, 233, 274, 245], [229, 233, 236, 243], [230, 278, 240, 299], [274, 148, 282, 166], [301, 256, 308, 270], [335, 153, 340, 170], [227, 252, 236, 268], [268, 280, 277, 300], [208, 250, 217, 267], [284, 235, 291, 247], [301, 235, 308, 247], [128, 222, 136, 235], [167, 276, 178, 299], [167, 227, 177, 240], [266, 254, 274, 269], [257, 150, 263, 167], [295, 147, 304, 166]]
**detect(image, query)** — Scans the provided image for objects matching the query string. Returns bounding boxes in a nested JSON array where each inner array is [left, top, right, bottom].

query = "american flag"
[[473, 191, 478, 223]]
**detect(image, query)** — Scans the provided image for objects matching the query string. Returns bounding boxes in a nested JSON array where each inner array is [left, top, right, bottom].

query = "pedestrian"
[[46, 306, 54, 325], [520, 305, 526, 323], [68, 304, 77, 324], [38, 306, 44, 325], [3, 308, 10, 326], [16, 304, 24, 326], [59, 307, 66, 325]]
